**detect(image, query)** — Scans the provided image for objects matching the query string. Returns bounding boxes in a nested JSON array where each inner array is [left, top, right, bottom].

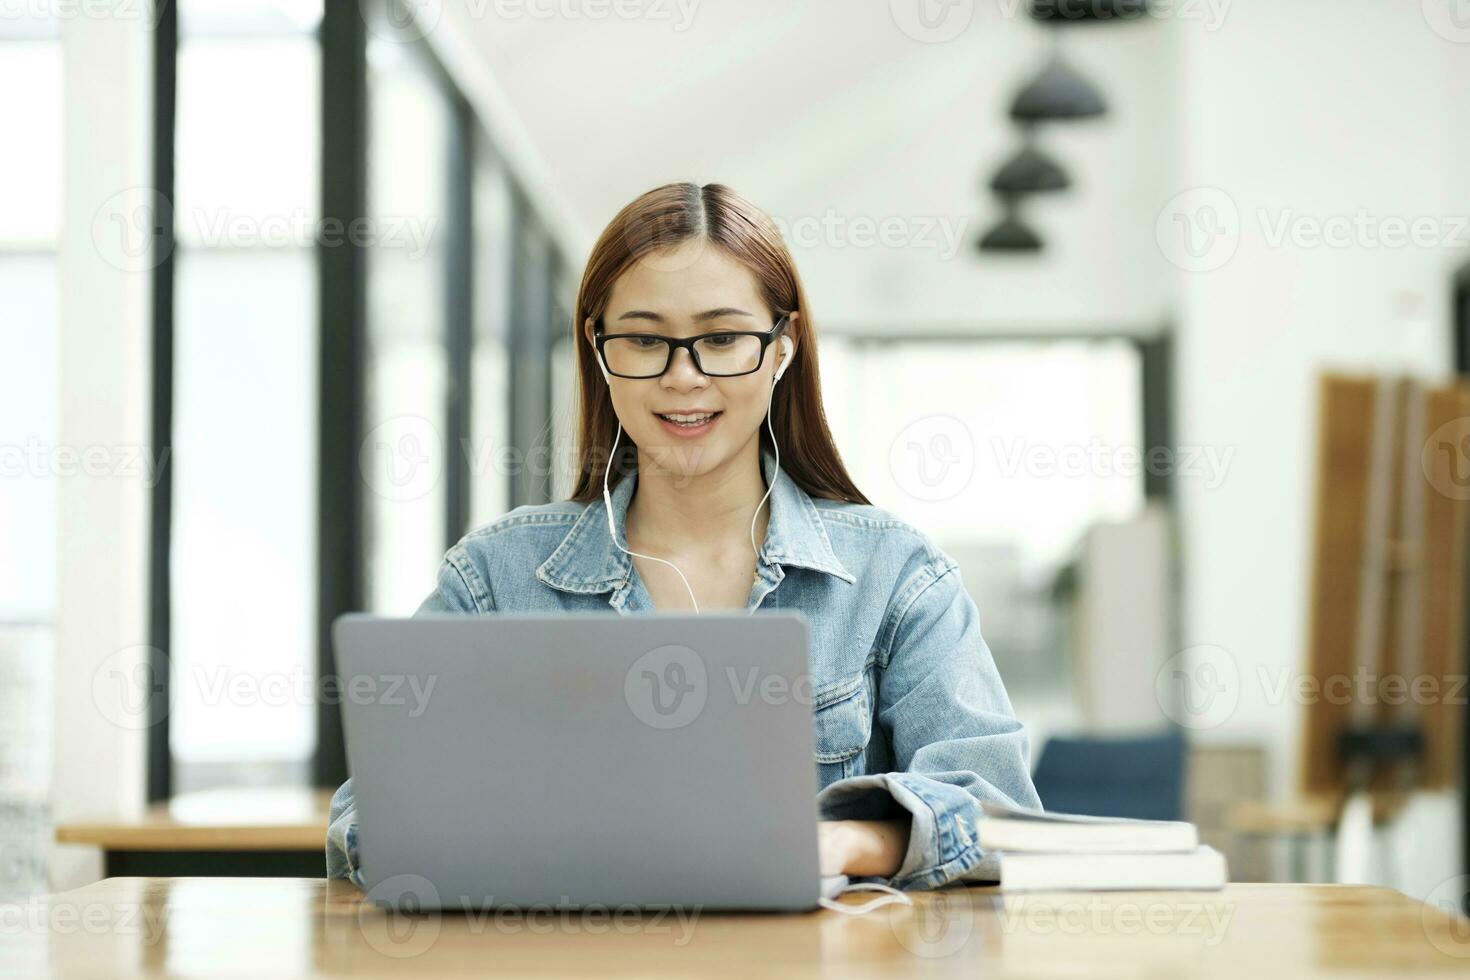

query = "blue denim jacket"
[[327, 449, 1040, 890]]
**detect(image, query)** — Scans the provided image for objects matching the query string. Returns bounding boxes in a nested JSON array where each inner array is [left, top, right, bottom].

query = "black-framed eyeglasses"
[[593, 314, 790, 380]]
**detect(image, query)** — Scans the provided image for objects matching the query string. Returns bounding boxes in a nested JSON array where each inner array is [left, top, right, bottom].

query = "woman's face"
[[586, 239, 795, 483]]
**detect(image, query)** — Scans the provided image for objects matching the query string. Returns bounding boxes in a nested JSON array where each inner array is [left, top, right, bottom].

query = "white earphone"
[[774, 335, 793, 381], [599, 322, 795, 614]]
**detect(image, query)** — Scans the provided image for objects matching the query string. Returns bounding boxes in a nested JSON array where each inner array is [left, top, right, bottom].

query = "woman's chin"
[[638, 440, 722, 480]]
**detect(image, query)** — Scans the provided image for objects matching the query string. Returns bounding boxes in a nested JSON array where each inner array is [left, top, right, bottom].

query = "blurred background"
[[2, 0, 1467, 904]]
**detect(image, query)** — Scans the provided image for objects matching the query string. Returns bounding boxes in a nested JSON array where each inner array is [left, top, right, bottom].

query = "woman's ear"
[[587, 316, 612, 383]]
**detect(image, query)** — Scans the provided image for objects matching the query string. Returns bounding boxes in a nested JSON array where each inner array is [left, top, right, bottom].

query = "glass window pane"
[[179, 0, 323, 37], [0, 25, 58, 901], [0, 254, 57, 902], [0, 42, 60, 243], [0, 257, 59, 620], [169, 22, 321, 788], [469, 147, 514, 527], [550, 334, 576, 501], [171, 249, 319, 779], [363, 39, 453, 613], [175, 36, 320, 244], [0, 626, 50, 900]]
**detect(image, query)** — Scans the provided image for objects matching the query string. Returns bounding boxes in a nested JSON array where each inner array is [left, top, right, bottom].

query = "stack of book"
[[979, 801, 1228, 891]]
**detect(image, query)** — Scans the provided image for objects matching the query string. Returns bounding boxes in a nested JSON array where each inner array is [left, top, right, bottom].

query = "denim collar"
[[536, 448, 855, 594]]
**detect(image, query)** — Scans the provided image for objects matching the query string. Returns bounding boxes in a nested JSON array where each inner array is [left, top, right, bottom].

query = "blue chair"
[[1031, 731, 1187, 821]]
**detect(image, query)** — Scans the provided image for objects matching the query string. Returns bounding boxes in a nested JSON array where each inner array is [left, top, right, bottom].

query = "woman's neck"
[[625, 439, 771, 560]]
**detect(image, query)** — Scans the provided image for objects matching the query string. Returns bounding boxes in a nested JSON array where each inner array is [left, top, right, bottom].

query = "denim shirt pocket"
[[811, 671, 874, 785]]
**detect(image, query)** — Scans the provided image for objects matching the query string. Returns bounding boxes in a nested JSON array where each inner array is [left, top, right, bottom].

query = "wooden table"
[[2, 878, 1467, 977], [53, 787, 332, 878]]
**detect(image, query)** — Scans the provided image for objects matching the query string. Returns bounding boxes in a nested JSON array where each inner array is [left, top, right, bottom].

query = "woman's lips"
[[654, 411, 723, 438]]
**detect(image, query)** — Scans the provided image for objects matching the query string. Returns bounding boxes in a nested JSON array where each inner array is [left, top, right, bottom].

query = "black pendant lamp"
[[1029, 0, 1149, 22], [977, 196, 1044, 253], [990, 136, 1071, 195], [976, 1, 1143, 258], [1009, 53, 1107, 123]]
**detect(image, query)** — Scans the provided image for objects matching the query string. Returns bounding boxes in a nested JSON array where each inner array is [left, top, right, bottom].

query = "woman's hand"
[[817, 817, 912, 878]]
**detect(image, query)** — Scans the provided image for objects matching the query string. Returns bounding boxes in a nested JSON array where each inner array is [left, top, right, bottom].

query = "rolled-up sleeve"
[[324, 553, 487, 882], [816, 556, 1040, 890], [325, 778, 365, 887]]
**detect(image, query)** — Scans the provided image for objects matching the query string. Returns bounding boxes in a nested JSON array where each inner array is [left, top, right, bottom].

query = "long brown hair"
[[567, 182, 869, 505]]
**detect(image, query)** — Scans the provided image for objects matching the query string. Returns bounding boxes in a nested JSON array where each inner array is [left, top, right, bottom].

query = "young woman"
[[328, 182, 1040, 890]]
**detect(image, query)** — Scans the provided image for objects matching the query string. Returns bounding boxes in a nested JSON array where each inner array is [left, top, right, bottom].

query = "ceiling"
[[440, 0, 1179, 334]]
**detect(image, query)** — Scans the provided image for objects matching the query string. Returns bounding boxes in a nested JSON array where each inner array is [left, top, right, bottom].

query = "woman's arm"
[[816, 554, 1041, 890], [818, 817, 912, 877]]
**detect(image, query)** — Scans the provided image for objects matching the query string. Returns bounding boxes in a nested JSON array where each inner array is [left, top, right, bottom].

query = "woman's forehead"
[[606, 243, 765, 315]]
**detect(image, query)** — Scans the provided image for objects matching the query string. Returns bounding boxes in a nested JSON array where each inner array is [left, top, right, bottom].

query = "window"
[[821, 337, 1146, 722], [147, 0, 572, 793], [361, 36, 454, 614], [468, 146, 515, 527], [168, 0, 323, 791], [0, 14, 60, 899]]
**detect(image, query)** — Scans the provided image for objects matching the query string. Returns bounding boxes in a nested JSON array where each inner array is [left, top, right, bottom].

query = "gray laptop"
[[334, 611, 848, 911]]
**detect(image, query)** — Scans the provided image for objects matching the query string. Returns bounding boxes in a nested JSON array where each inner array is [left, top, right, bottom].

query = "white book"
[[996, 846, 1228, 892], [979, 801, 1198, 854]]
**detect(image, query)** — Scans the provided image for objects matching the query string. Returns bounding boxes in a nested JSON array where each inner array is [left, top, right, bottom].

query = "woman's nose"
[[661, 346, 708, 389]]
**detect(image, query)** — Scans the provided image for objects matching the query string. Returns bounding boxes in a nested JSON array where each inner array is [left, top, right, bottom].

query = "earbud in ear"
[[587, 317, 612, 383], [774, 336, 794, 382]]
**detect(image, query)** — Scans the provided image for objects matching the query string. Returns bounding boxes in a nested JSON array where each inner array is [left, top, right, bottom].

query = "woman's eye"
[[705, 334, 737, 348], [631, 336, 663, 349]]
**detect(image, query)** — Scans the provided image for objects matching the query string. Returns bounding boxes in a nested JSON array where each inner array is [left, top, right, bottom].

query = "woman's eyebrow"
[[614, 307, 755, 323]]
